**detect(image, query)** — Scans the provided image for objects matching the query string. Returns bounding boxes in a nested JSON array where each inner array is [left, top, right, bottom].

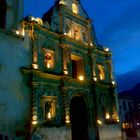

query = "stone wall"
[[99, 124, 122, 140], [0, 31, 31, 139], [32, 127, 71, 140]]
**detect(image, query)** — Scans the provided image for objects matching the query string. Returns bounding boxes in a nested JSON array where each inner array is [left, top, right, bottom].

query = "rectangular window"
[[72, 60, 77, 78], [71, 54, 84, 80]]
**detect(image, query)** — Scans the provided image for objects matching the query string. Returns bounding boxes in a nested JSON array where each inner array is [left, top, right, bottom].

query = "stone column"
[[60, 44, 71, 76], [61, 86, 71, 125], [31, 83, 39, 134]]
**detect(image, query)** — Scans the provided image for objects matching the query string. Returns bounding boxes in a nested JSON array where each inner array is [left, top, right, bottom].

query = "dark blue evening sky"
[[24, 0, 140, 91]]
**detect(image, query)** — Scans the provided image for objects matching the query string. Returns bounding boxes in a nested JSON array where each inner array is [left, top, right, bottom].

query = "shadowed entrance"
[[70, 96, 89, 140]]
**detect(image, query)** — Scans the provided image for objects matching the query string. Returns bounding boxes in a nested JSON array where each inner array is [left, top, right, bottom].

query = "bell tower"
[[4, 0, 24, 30], [57, 0, 80, 12]]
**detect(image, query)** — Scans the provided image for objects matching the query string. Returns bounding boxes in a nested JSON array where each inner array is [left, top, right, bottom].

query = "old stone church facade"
[[0, 0, 121, 139]]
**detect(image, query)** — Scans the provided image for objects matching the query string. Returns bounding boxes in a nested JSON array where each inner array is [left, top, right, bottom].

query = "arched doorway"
[[70, 96, 89, 140]]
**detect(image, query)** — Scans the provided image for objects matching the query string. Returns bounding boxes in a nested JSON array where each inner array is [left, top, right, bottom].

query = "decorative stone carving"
[[61, 45, 71, 75]]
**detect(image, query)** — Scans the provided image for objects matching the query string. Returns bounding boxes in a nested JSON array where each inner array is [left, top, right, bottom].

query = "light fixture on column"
[[78, 75, 84, 81]]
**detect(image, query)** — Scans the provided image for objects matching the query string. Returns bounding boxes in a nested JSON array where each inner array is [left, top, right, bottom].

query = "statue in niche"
[[45, 101, 52, 119]]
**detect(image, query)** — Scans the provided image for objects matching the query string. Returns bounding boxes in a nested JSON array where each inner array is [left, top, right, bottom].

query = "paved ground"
[[127, 137, 140, 140]]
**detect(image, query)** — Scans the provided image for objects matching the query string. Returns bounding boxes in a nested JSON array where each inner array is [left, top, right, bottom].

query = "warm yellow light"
[[104, 47, 109, 52], [93, 77, 97, 81], [65, 115, 70, 124], [100, 75, 103, 80], [32, 115, 37, 121], [32, 64, 38, 69], [16, 30, 19, 35], [64, 70, 68, 75], [66, 119, 70, 124], [64, 32, 67, 35], [31, 16, 35, 21], [97, 119, 102, 125], [47, 112, 51, 119], [117, 119, 120, 122], [98, 65, 105, 80], [84, 42, 88, 45], [47, 62, 51, 68], [112, 80, 115, 85], [72, 3, 78, 14], [90, 43, 93, 46], [22, 29, 25, 36], [78, 75, 84, 81], [35, 18, 43, 26], [59, 0, 65, 5], [32, 120, 38, 125], [105, 113, 110, 119]]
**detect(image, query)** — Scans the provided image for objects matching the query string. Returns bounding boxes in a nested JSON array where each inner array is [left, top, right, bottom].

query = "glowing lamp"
[[105, 113, 110, 119], [32, 120, 38, 125], [47, 63, 51, 68], [65, 115, 70, 124], [32, 115, 37, 121], [16, 30, 19, 35], [66, 119, 70, 124], [117, 119, 120, 122], [97, 119, 102, 125], [104, 47, 109, 52], [59, 0, 65, 5], [47, 112, 51, 119], [93, 77, 97, 81], [32, 64, 38, 69], [64, 70, 68, 75], [112, 80, 115, 85], [78, 75, 84, 81], [90, 43, 93, 46]]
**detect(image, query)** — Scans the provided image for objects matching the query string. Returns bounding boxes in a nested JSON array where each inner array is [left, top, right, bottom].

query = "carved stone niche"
[[41, 96, 57, 121]]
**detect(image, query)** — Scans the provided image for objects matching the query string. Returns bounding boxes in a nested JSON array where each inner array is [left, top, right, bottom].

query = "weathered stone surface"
[[32, 127, 71, 140], [99, 124, 122, 140]]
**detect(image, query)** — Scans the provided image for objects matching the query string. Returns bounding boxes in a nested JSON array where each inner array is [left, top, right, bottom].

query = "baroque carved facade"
[[0, 0, 121, 140]]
